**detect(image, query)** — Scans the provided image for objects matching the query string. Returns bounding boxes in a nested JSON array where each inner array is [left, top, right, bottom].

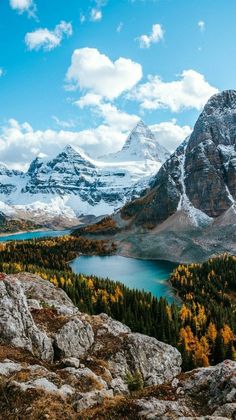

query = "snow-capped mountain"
[[102, 120, 170, 163], [109, 90, 236, 262], [0, 163, 22, 177], [0, 121, 170, 223]]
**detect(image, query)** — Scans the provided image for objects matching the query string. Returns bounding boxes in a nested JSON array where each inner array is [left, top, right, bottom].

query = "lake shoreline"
[[70, 254, 176, 302], [0, 229, 180, 302], [0, 228, 50, 238], [0, 228, 71, 242]]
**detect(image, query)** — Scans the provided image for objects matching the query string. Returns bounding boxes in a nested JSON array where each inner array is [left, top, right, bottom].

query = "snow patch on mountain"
[[177, 143, 213, 227], [0, 121, 170, 221]]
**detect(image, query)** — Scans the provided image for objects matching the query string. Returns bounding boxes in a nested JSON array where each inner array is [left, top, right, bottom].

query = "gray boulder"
[[55, 318, 94, 358], [95, 331, 182, 391], [96, 313, 131, 336], [213, 403, 236, 419], [17, 272, 78, 315], [136, 398, 195, 419], [182, 360, 236, 410], [0, 276, 53, 361], [73, 389, 114, 412]]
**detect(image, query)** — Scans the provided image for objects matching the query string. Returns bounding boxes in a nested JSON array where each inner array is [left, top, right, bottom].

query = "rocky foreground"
[[0, 273, 235, 419]]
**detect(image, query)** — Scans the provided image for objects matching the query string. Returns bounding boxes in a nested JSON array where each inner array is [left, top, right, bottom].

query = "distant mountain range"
[[83, 90, 236, 263], [0, 211, 39, 233], [0, 120, 170, 226]]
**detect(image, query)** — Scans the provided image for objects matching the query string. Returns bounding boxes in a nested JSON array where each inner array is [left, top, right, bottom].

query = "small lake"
[[0, 230, 177, 301], [0, 229, 70, 242], [70, 255, 176, 302]]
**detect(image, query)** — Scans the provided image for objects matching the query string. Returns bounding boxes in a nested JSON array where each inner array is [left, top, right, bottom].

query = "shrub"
[[124, 369, 144, 392]]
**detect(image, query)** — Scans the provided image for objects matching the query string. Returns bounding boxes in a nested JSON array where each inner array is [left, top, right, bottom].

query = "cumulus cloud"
[[198, 20, 205, 32], [0, 119, 129, 169], [130, 69, 218, 112], [75, 94, 139, 131], [66, 48, 142, 99], [75, 93, 103, 108], [137, 23, 164, 48], [9, 0, 36, 17], [0, 117, 193, 170], [25, 21, 73, 51], [150, 120, 192, 152]]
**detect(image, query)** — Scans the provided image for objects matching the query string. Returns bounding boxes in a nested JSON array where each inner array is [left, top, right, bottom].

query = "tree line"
[[0, 237, 235, 370]]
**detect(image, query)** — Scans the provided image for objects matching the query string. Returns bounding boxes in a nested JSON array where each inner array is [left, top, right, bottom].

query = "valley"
[[0, 228, 176, 299], [0, 232, 235, 372], [0, 91, 236, 374]]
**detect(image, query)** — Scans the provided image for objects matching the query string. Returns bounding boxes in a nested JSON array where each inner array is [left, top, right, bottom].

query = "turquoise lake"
[[0, 229, 70, 242], [0, 230, 176, 301], [70, 255, 176, 301]]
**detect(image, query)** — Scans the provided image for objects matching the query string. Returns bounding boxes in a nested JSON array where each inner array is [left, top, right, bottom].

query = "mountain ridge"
[[0, 121, 170, 225]]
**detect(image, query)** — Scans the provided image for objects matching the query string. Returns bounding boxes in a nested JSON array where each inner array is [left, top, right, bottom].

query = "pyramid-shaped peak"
[[60, 144, 96, 168], [63, 144, 90, 160], [131, 119, 154, 136], [135, 119, 148, 129], [122, 120, 154, 151], [63, 144, 83, 155]]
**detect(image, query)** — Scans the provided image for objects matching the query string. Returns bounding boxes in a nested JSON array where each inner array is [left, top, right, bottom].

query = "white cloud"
[[117, 22, 123, 33], [0, 118, 129, 169], [90, 0, 107, 22], [98, 103, 138, 131], [25, 21, 73, 51], [90, 8, 102, 21], [150, 120, 192, 152], [75, 94, 139, 131], [130, 69, 218, 112], [9, 0, 36, 17], [52, 116, 76, 129], [76, 93, 103, 108], [198, 20, 205, 32], [66, 48, 142, 100], [0, 68, 4, 77], [137, 23, 164, 48], [0, 117, 193, 170]]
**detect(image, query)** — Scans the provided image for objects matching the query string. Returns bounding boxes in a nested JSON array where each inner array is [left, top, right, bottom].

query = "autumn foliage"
[[0, 236, 235, 370]]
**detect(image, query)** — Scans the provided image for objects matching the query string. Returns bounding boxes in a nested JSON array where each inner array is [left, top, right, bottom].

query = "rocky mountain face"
[[110, 90, 236, 262], [122, 91, 236, 224], [0, 272, 235, 419], [0, 121, 169, 225], [185, 89, 236, 217]]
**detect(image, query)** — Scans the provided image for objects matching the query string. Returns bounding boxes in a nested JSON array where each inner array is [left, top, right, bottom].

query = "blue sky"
[[0, 0, 235, 168]]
